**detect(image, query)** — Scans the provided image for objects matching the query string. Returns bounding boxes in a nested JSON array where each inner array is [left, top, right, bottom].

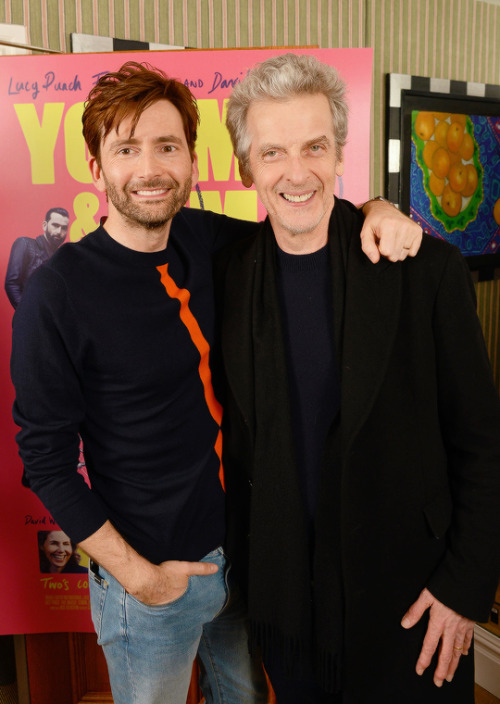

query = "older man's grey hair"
[[226, 53, 348, 178]]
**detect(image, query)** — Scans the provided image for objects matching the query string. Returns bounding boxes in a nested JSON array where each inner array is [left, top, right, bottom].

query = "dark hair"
[[82, 61, 200, 165], [37, 530, 80, 574], [45, 207, 69, 223]]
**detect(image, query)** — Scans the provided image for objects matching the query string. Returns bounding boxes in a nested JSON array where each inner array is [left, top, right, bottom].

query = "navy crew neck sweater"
[[275, 243, 341, 525], [11, 207, 254, 564]]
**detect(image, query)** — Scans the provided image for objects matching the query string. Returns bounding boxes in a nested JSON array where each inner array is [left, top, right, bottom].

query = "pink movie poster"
[[0, 47, 372, 634]]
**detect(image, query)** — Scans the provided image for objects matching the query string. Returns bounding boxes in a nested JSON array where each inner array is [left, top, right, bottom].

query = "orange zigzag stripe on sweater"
[[157, 263, 225, 491]]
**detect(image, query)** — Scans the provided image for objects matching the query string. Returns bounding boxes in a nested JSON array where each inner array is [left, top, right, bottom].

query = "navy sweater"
[[11, 207, 254, 564], [276, 244, 340, 527]]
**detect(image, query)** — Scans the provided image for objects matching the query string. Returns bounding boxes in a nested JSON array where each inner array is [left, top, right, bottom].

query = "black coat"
[[215, 199, 500, 702]]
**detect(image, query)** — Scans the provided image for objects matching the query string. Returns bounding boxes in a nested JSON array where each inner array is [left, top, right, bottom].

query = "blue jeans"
[[89, 547, 268, 704]]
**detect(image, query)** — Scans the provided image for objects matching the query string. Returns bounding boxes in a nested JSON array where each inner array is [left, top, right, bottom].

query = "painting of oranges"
[[412, 110, 483, 232]]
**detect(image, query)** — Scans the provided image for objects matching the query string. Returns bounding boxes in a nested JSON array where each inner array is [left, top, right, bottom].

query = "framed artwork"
[[386, 73, 500, 279]]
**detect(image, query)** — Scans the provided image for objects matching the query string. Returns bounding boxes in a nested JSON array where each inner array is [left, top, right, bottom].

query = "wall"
[[1, 0, 498, 386]]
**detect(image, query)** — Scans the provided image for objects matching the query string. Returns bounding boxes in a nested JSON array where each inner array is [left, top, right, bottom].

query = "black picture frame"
[[386, 73, 500, 280]]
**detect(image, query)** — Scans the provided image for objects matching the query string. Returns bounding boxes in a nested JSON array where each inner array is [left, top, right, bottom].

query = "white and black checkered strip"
[[70, 33, 184, 53]]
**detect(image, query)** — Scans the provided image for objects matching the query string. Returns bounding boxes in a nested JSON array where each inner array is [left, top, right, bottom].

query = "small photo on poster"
[[37, 530, 88, 574], [4, 207, 70, 310]]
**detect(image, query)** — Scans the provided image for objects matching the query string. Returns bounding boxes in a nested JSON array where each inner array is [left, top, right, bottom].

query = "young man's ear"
[[89, 157, 106, 193], [238, 162, 253, 189]]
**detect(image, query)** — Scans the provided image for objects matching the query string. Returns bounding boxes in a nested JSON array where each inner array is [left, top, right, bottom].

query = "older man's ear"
[[239, 162, 254, 189]]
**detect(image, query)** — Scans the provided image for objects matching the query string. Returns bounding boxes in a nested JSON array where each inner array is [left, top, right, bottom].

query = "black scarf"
[[245, 199, 362, 693]]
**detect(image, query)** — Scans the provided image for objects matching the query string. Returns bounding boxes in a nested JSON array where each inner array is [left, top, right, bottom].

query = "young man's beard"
[[105, 177, 193, 230]]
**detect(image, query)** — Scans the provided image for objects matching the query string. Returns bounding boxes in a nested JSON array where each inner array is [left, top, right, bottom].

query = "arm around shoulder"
[[359, 198, 423, 263]]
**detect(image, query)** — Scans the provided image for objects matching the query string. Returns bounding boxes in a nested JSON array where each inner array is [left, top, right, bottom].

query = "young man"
[[220, 53, 500, 703], [5, 207, 70, 308], [11, 61, 422, 704]]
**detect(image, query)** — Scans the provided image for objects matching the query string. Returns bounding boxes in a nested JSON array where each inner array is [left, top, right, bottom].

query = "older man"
[[219, 53, 500, 703], [11, 61, 421, 704]]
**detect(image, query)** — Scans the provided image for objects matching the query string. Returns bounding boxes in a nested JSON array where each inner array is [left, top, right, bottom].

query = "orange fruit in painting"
[[423, 140, 440, 168], [460, 133, 474, 161], [462, 165, 478, 198], [414, 111, 435, 140], [442, 185, 462, 217], [448, 163, 467, 193], [447, 122, 465, 152], [429, 172, 445, 197], [450, 113, 467, 127], [434, 120, 449, 148], [494, 198, 500, 226], [433, 112, 450, 121], [432, 147, 451, 179]]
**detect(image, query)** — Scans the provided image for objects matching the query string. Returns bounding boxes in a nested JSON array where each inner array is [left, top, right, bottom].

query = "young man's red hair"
[[82, 61, 200, 165]]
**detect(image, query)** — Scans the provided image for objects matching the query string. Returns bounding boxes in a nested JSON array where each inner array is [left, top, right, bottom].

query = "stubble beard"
[[270, 184, 334, 238], [272, 201, 327, 238], [105, 176, 193, 230]]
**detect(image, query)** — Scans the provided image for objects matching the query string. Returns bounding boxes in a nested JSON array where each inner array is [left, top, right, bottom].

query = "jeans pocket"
[[89, 570, 108, 642], [126, 577, 192, 612]]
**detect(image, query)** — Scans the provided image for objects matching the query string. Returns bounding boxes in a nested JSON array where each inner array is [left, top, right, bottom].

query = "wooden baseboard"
[[475, 624, 500, 698]]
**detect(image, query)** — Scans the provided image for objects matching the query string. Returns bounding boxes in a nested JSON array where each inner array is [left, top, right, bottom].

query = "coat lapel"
[[218, 235, 259, 441], [219, 223, 297, 469], [340, 237, 402, 453]]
